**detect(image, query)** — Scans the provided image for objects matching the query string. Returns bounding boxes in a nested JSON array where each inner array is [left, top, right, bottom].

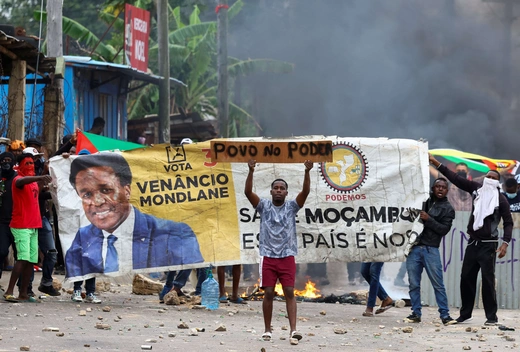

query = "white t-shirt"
[[256, 198, 301, 258]]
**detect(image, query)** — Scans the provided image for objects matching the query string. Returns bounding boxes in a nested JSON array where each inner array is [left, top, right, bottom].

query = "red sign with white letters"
[[124, 4, 150, 72]]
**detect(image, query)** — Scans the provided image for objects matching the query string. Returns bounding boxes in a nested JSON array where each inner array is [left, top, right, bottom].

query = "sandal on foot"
[[291, 331, 303, 340], [376, 301, 394, 314], [362, 310, 374, 317], [261, 331, 272, 341], [18, 296, 40, 303], [4, 294, 18, 302], [219, 295, 228, 303], [229, 297, 247, 304]]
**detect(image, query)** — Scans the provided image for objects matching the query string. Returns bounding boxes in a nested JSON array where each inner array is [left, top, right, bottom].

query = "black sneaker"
[[484, 319, 498, 326], [455, 316, 473, 323], [27, 290, 35, 298], [404, 313, 421, 323], [442, 316, 457, 326], [53, 266, 65, 275], [38, 284, 61, 296]]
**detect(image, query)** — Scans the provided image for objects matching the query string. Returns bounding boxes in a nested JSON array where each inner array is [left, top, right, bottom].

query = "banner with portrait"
[[50, 136, 429, 282]]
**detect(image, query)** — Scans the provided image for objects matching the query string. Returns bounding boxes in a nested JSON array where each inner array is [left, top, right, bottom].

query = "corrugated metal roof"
[[64, 56, 186, 87], [0, 29, 56, 76]]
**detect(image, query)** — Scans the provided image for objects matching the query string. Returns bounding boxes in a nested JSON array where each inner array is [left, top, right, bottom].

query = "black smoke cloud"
[[229, 0, 518, 158]]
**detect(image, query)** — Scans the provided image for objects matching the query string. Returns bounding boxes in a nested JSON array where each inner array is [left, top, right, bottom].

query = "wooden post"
[[157, 0, 171, 144], [43, 85, 64, 153], [44, 0, 65, 155], [216, 0, 229, 138], [7, 60, 26, 141]]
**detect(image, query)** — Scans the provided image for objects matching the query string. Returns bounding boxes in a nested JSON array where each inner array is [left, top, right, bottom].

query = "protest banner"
[[49, 136, 429, 282]]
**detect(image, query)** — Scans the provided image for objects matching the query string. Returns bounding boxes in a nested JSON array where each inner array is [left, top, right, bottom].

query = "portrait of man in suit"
[[65, 153, 204, 279]]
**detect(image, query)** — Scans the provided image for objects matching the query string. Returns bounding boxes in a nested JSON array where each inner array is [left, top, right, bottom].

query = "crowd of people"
[[0, 118, 107, 303], [360, 154, 515, 328], [0, 126, 517, 342]]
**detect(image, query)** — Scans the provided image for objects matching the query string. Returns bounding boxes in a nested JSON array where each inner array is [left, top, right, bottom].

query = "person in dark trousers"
[[218, 265, 247, 304], [21, 146, 61, 296], [429, 154, 513, 326], [0, 152, 17, 286], [159, 268, 207, 302], [404, 177, 455, 325], [360, 262, 394, 317]]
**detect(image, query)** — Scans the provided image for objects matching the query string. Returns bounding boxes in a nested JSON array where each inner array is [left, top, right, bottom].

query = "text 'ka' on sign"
[[210, 140, 333, 163]]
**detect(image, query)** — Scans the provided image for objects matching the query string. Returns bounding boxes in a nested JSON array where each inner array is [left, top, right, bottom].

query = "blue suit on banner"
[[65, 207, 204, 278]]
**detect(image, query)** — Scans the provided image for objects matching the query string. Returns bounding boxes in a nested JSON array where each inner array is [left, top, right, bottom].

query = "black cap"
[[25, 138, 42, 147]]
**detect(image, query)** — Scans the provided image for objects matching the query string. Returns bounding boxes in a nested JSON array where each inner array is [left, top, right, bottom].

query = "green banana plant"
[[36, 1, 293, 137], [34, 11, 117, 61]]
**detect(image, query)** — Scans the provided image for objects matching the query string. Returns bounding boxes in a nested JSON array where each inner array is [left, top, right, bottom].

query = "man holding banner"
[[245, 159, 313, 342], [65, 153, 204, 280]]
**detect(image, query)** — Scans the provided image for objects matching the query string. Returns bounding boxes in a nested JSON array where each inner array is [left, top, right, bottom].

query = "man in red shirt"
[[3, 154, 51, 302]]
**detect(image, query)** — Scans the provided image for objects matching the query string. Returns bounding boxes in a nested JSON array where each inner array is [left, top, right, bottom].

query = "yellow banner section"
[[125, 142, 240, 263]]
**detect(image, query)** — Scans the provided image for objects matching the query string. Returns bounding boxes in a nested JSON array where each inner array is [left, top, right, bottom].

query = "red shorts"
[[260, 256, 296, 288]]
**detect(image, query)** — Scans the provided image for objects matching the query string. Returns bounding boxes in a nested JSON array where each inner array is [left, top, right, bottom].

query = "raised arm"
[[244, 159, 260, 208], [15, 175, 52, 189], [429, 153, 479, 193], [295, 160, 313, 208]]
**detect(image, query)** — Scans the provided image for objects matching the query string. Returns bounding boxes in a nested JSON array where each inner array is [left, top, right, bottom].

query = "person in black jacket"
[[0, 152, 17, 283], [429, 154, 513, 326], [404, 177, 456, 325]]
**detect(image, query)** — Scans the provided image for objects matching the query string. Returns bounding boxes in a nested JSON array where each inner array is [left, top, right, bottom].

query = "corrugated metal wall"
[[421, 212, 520, 310], [72, 67, 128, 140]]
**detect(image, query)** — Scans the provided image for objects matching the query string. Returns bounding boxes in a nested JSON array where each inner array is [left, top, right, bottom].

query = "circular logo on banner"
[[319, 143, 368, 193]]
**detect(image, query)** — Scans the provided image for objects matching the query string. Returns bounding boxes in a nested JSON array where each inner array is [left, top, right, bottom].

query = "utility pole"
[[483, 0, 517, 108], [44, 0, 65, 155], [6, 60, 25, 141], [216, 0, 229, 138], [157, 0, 170, 144]]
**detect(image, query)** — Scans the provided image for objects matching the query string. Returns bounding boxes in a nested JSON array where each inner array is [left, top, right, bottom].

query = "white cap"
[[22, 147, 43, 156], [180, 138, 193, 145]]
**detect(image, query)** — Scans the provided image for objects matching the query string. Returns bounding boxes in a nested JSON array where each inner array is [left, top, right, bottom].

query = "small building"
[[128, 112, 219, 145], [1, 38, 184, 142], [0, 26, 57, 142], [61, 56, 184, 140]]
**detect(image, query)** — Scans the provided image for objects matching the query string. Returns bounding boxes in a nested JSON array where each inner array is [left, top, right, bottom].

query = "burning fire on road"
[[241, 278, 375, 305], [242, 279, 322, 301]]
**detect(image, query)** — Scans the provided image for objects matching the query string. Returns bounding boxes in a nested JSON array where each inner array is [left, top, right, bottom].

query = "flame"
[[275, 283, 284, 296], [294, 279, 321, 298], [241, 279, 261, 298], [275, 280, 322, 298], [241, 279, 322, 299]]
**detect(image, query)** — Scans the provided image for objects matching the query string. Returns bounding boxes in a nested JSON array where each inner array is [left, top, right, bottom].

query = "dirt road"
[[0, 268, 518, 352]]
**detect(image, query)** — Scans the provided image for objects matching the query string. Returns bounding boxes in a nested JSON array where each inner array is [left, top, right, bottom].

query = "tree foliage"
[[9, 0, 294, 138]]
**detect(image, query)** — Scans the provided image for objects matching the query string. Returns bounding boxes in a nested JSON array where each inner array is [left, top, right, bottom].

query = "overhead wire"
[[29, 0, 46, 137]]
